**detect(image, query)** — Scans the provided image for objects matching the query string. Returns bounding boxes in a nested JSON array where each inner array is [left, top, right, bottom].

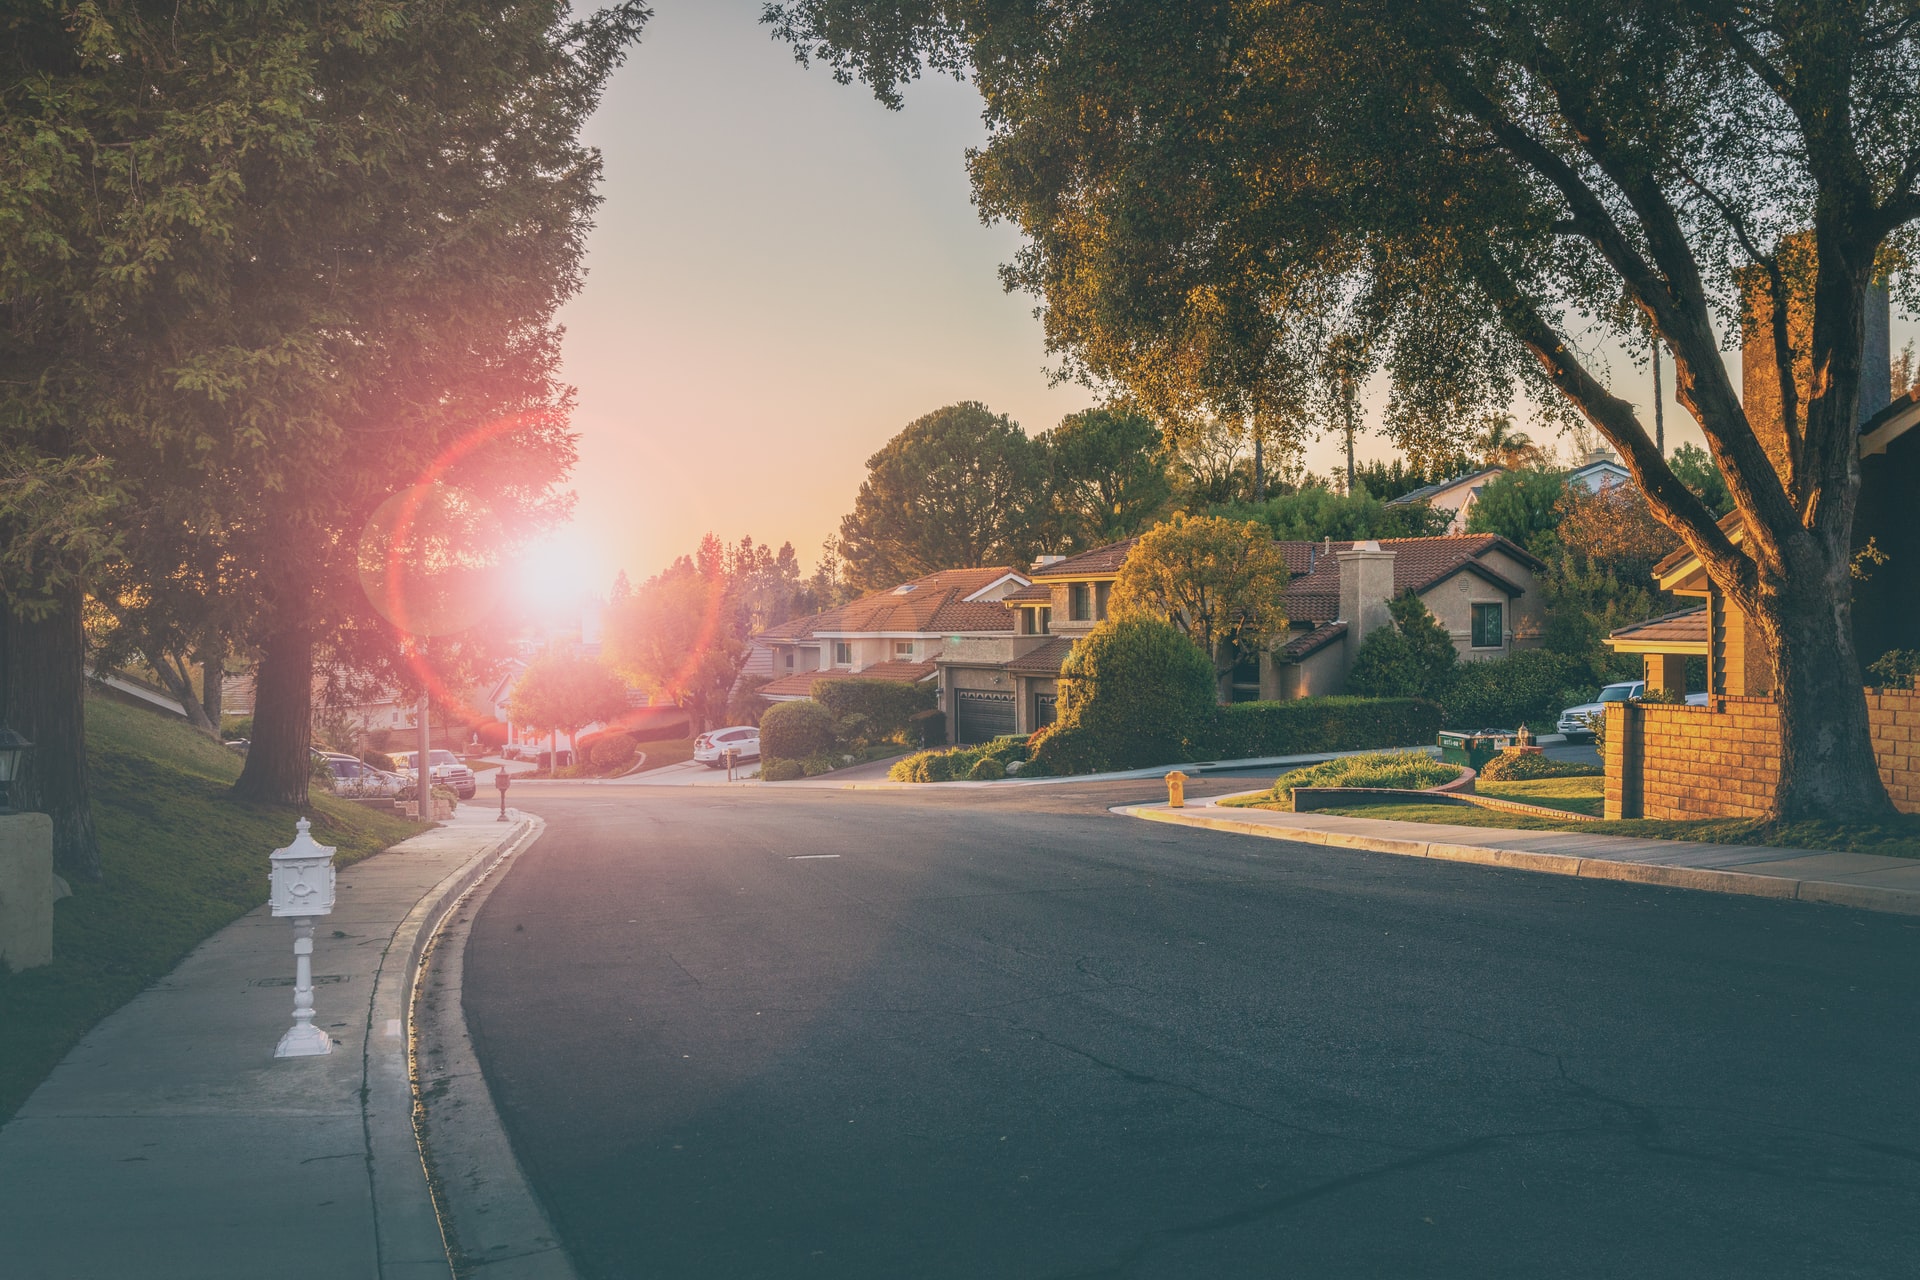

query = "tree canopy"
[[509, 650, 630, 740], [1110, 514, 1291, 694], [769, 0, 1920, 818]]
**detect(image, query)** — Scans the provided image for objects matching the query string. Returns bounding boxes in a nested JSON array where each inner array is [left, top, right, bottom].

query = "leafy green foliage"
[[760, 758, 807, 782], [1219, 486, 1450, 542], [1207, 697, 1443, 759], [1867, 649, 1920, 690], [837, 403, 1044, 591], [1350, 455, 1476, 501], [1478, 751, 1604, 782], [1043, 407, 1171, 548], [968, 756, 1006, 780], [1466, 470, 1569, 555], [589, 734, 639, 769], [1348, 593, 1459, 699], [1111, 515, 1292, 681], [1228, 750, 1462, 809], [1667, 444, 1734, 519], [891, 734, 1030, 782], [812, 679, 936, 746], [1052, 617, 1219, 771], [1445, 650, 1590, 732], [759, 699, 837, 762]]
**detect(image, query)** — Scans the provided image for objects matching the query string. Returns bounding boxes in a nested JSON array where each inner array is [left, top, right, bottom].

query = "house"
[[1600, 286, 1920, 819], [752, 567, 1032, 711], [1565, 448, 1633, 494], [934, 533, 1548, 742], [1385, 466, 1505, 533]]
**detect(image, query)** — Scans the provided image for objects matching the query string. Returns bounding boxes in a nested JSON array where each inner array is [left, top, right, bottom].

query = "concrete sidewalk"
[[1120, 798, 1920, 917], [0, 805, 536, 1280]]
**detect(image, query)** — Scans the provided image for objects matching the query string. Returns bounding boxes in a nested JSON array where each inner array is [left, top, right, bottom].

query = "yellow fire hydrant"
[[1165, 771, 1188, 808]]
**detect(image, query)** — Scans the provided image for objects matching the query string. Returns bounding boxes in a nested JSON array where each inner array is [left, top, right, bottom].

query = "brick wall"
[[1605, 689, 1920, 819]]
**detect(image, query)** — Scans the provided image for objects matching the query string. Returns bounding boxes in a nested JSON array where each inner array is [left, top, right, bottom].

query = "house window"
[[785, 653, 794, 669], [1069, 583, 1091, 621], [833, 641, 853, 665], [1471, 602, 1504, 648], [1021, 606, 1051, 636], [1094, 581, 1111, 620], [895, 641, 914, 658]]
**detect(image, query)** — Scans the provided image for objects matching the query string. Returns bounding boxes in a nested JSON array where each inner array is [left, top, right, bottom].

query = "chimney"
[[1336, 540, 1397, 669]]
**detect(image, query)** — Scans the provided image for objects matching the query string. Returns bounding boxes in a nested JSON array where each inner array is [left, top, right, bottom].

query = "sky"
[[532, 0, 1908, 608]]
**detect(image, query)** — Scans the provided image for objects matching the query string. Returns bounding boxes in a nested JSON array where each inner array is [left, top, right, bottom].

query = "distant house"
[[1383, 466, 1505, 533], [752, 567, 1032, 709], [935, 533, 1548, 741], [1565, 448, 1633, 493]]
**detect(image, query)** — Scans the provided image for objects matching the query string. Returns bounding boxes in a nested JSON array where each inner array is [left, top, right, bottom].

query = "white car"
[[318, 754, 401, 797], [397, 749, 478, 799], [694, 726, 761, 769], [1558, 682, 1709, 739]]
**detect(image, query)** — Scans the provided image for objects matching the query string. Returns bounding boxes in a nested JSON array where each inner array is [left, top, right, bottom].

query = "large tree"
[[1042, 406, 1172, 549], [837, 402, 1044, 590], [769, 0, 1917, 821]]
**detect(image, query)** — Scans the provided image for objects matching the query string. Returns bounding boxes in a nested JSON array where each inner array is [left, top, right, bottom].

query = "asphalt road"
[[465, 779, 1920, 1279]]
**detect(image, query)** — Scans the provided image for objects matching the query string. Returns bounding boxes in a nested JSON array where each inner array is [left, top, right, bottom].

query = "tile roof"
[[1607, 606, 1708, 645], [1279, 535, 1539, 622], [1384, 466, 1506, 506], [756, 660, 938, 699], [1030, 538, 1139, 579], [1280, 621, 1347, 660], [1652, 509, 1744, 580], [1004, 636, 1076, 677], [756, 567, 1024, 641], [1003, 582, 1054, 603]]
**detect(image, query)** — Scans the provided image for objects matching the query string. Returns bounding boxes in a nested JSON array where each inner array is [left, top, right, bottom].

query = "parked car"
[[694, 726, 761, 769], [397, 749, 478, 799], [318, 755, 401, 798], [1557, 682, 1645, 741]]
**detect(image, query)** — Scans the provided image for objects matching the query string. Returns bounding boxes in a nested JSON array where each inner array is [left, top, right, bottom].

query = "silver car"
[[1557, 681, 1644, 740]]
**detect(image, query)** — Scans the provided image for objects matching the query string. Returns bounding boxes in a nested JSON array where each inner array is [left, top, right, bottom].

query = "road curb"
[[363, 813, 539, 1279], [410, 817, 578, 1280], [1118, 805, 1920, 917]]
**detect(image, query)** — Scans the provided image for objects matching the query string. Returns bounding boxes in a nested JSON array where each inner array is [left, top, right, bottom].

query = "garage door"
[[955, 690, 1016, 743]]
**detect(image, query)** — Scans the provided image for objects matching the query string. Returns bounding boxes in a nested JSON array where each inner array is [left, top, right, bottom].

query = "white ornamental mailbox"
[[269, 818, 337, 1058]]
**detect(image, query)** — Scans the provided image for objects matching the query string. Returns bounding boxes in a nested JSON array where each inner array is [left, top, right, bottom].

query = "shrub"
[[475, 720, 509, 749], [222, 716, 253, 740], [1259, 750, 1461, 805], [1206, 697, 1442, 758], [814, 680, 936, 743], [1054, 617, 1217, 771], [968, 756, 1005, 781], [760, 699, 836, 760], [802, 753, 842, 776], [590, 733, 638, 769], [1444, 649, 1586, 731], [1478, 751, 1602, 782], [760, 757, 806, 781], [1348, 592, 1457, 699], [360, 750, 396, 773], [889, 735, 1028, 782], [1868, 648, 1920, 690]]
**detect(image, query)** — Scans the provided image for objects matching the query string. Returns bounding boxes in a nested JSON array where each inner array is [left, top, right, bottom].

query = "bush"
[[222, 716, 253, 740], [968, 756, 1005, 781], [1348, 593, 1457, 699], [1443, 649, 1587, 731], [360, 750, 396, 773], [475, 720, 509, 749], [590, 733, 638, 769], [1478, 750, 1602, 782], [814, 680, 936, 744], [1054, 617, 1217, 771], [1259, 750, 1461, 805], [1207, 697, 1442, 758], [760, 699, 836, 761], [760, 757, 806, 781], [1868, 648, 1920, 690]]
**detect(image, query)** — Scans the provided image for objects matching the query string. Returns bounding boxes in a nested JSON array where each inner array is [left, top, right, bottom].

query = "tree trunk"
[[201, 648, 222, 727], [3, 586, 102, 882], [233, 625, 314, 805], [1752, 552, 1894, 823], [151, 652, 217, 735]]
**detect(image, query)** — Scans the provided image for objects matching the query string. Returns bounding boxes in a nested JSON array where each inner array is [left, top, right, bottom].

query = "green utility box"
[[1437, 730, 1515, 772]]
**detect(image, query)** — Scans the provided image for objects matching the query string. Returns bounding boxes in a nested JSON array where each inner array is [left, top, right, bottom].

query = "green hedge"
[[760, 757, 806, 781], [1443, 649, 1588, 731], [1206, 697, 1441, 759], [1052, 618, 1218, 772], [760, 699, 836, 760], [814, 679, 936, 743], [889, 735, 1028, 783]]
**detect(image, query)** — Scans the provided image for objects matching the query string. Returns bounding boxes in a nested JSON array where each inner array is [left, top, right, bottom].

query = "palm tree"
[[1474, 414, 1545, 470]]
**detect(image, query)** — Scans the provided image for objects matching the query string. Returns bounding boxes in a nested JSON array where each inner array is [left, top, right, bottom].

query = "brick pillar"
[[1603, 702, 1643, 820]]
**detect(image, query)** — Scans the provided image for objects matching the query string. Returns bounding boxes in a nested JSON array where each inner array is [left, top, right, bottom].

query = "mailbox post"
[[269, 818, 337, 1058], [495, 765, 511, 821]]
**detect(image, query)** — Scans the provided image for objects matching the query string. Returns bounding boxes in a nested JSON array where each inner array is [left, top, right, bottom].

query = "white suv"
[[694, 726, 761, 769]]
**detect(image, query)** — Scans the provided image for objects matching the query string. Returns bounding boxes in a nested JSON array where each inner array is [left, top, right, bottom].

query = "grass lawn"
[[1477, 777, 1605, 817], [635, 737, 697, 771], [0, 694, 425, 1123], [1220, 750, 1463, 810], [1311, 789, 1920, 857]]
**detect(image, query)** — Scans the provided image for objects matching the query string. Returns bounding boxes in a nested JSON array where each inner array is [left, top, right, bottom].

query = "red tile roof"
[[1030, 538, 1139, 579], [757, 568, 1024, 641], [1280, 621, 1347, 660], [1279, 535, 1536, 623], [1003, 582, 1054, 604], [1004, 636, 1076, 677], [756, 660, 938, 699]]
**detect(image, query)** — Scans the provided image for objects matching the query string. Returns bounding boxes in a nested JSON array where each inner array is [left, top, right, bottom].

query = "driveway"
[[462, 780, 1920, 1279]]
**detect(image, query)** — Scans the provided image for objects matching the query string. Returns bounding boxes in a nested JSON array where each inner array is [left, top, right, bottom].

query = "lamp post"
[[0, 724, 34, 814], [269, 817, 337, 1058]]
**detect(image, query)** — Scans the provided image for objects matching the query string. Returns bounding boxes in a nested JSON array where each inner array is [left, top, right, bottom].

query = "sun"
[[514, 527, 609, 617]]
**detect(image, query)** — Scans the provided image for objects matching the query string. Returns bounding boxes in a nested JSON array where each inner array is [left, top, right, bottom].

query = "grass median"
[[0, 694, 425, 1123]]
